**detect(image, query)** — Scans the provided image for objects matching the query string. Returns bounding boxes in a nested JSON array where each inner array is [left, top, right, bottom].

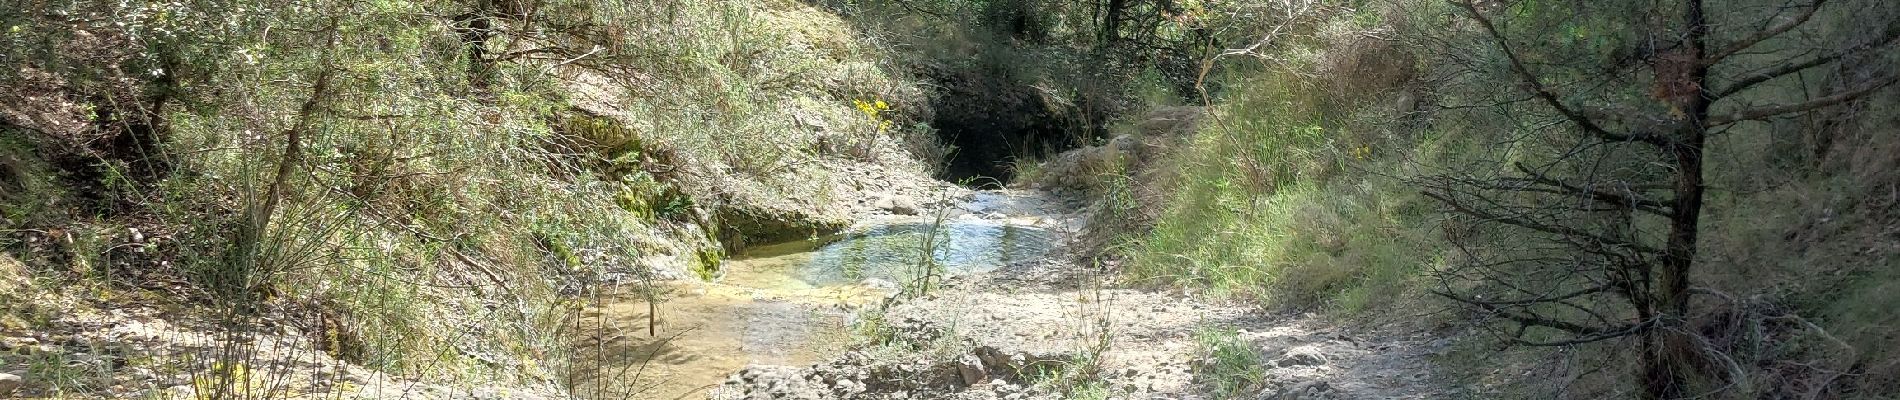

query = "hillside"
[[2, 0, 1897, 399]]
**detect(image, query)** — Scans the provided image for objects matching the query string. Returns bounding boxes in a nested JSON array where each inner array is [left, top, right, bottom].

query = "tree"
[[1421, 0, 1898, 397], [1098, 0, 1210, 50]]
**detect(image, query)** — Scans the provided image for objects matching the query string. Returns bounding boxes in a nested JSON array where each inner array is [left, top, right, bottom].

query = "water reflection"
[[734, 222, 1054, 287], [582, 193, 1066, 399]]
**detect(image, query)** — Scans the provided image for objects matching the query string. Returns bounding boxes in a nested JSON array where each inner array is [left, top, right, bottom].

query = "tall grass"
[[1121, 59, 1434, 311]]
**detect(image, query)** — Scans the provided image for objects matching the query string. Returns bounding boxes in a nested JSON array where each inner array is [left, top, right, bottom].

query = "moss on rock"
[[691, 248, 724, 281]]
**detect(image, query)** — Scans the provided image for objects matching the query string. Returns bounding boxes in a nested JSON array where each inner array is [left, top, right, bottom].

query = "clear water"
[[582, 192, 1067, 399], [737, 221, 1056, 287]]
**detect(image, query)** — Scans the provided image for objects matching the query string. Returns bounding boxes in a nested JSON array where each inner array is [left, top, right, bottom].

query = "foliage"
[[1112, 0, 1899, 397], [2, 0, 1897, 398], [0, 0, 942, 396], [1410, 0, 1899, 396]]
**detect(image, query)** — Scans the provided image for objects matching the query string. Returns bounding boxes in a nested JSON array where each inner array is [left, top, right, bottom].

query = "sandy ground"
[[0, 301, 568, 399]]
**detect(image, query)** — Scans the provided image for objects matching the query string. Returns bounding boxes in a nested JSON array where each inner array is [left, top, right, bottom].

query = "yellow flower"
[[853, 98, 896, 133]]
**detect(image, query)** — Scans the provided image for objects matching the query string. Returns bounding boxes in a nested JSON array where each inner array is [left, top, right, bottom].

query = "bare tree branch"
[[1451, 0, 1674, 147], [1714, 22, 1900, 98], [1513, 163, 1674, 216], [1422, 189, 1662, 254], [1468, 284, 1619, 307], [1702, 0, 1830, 65], [1433, 289, 1639, 337], [1708, 72, 1898, 125]]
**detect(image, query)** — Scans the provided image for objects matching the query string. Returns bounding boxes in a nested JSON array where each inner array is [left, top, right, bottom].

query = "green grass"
[[1119, 62, 1434, 311], [22, 350, 113, 395], [1193, 327, 1265, 399]]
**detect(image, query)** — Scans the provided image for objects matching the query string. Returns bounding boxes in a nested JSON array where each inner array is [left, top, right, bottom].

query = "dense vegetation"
[[1, 0, 1895, 398], [2, 0, 939, 396], [1088, 1, 1900, 398]]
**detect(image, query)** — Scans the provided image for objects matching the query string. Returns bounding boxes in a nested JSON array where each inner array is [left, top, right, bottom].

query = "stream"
[[576, 191, 1076, 399]]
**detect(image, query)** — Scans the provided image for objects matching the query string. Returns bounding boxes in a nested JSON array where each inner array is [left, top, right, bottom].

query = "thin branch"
[[340, 113, 409, 121], [1461, 284, 1619, 307], [1714, 22, 1900, 99], [1513, 163, 1673, 216], [488, 47, 567, 62], [1510, 323, 1650, 347], [1708, 72, 1898, 125], [1433, 289, 1635, 336], [1702, 0, 1830, 65], [540, 44, 603, 75], [1451, 0, 1673, 147], [1422, 189, 1662, 254]]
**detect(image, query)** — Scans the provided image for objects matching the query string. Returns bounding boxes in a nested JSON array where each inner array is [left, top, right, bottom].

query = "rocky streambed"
[[588, 189, 1457, 400], [578, 191, 1081, 399]]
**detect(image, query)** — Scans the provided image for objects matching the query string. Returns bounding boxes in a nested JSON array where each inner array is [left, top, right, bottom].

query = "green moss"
[[614, 186, 656, 221], [691, 247, 724, 281], [613, 173, 696, 223], [559, 113, 647, 161]]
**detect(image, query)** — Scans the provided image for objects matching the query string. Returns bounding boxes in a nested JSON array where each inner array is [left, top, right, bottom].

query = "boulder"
[[715, 202, 850, 250]]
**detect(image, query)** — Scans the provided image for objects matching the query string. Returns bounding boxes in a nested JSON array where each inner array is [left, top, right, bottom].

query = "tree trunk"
[[1101, 0, 1128, 43], [1642, 1, 1710, 398]]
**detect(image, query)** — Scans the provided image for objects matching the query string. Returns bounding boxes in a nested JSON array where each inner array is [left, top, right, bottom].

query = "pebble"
[[0, 336, 37, 349], [0, 372, 20, 397], [1275, 352, 1327, 367]]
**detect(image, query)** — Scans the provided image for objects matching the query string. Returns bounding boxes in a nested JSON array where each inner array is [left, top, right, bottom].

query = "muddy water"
[[579, 191, 1067, 399]]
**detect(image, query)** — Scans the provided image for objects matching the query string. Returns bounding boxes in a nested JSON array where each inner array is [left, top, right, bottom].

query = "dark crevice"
[[927, 69, 1106, 185]]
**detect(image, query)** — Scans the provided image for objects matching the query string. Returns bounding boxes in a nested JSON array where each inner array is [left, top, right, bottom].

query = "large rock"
[[1020, 107, 1203, 193], [715, 202, 851, 250], [873, 194, 920, 215]]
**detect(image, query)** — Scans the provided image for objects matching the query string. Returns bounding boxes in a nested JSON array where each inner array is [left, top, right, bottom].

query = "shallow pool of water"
[[736, 221, 1055, 287], [580, 191, 1069, 399]]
